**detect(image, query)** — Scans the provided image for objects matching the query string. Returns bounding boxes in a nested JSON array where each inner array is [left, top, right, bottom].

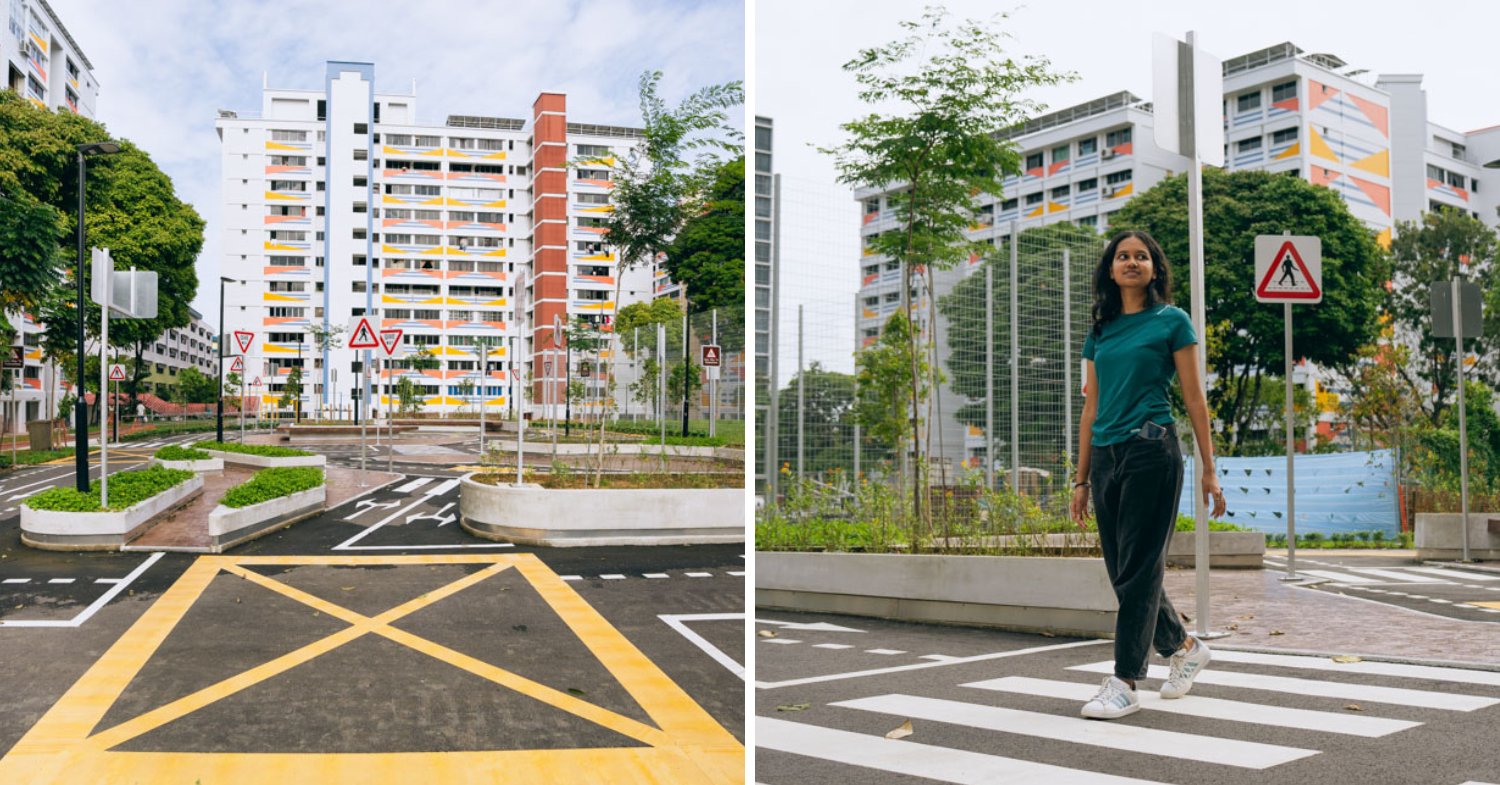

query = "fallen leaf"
[[1040, 631, 1056, 638], [758, 630, 778, 638], [776, 704, 811, 712], [13, 605, 20, 609], [1238, 615, 1254, 620], [313, 612, 320, 616], [1345, 704, 1364, 711], [235, 597, 241, 604], [1331, 655, 1363, 664], [885, 719, 914, 740], [1270, 630, 1285, 636], [341, 587, 355, 591], [567, 687, 587, 696]]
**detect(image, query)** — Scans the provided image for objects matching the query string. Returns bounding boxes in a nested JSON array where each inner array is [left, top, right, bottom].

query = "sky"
[[754, 0, 1500, 374], [51, 0, 746, 330]]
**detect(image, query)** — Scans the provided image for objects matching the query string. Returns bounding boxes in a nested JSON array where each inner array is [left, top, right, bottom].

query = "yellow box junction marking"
[[0, 553, 743, 784], [1470, 600, 1500, 610]]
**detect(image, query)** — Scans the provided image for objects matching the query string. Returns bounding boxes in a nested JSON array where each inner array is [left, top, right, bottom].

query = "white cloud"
[[49, 0, 745, 325]]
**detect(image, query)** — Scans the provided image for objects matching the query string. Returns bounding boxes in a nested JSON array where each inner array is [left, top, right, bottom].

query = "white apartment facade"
[[854, 41, 1499, 476], [217, 62, 673, 418]]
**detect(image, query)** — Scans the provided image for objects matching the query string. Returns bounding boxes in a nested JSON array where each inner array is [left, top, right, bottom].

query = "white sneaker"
[[1160, 637, 1211, 699], [1080, 676, 1139, 719]]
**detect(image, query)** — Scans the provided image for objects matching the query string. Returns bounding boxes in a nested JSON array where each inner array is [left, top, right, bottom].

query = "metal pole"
[[1283, 299, 1300, 580], [479, 343, 487, 465], [1185, 30, 1215, 638], [359, 354, 367, 485], [797, 304, 804, 480], [632, 327, 639, 420], [681, 311, 690, 438], [216, 278, 225, 442], [386, 356, 393, 476], [710, 309, 718, 438], [985, 244, 995, 490], [74, 151, 88, 492], [767, 172, 783, 501], [657, 322, 665, 464], [1010, 220, 1020, 489], [1063, 248, 1073, 478], [1454, 277, 1471, 561], [566, 337, 573, 437], [852, 294, 861, 481], [99, 281, 108, 507]]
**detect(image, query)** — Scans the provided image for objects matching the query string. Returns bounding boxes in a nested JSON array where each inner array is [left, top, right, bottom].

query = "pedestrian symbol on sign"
[[108, 364, 127, 382], [1254, 236, 1322, 303], [701, 344, 721, 367]]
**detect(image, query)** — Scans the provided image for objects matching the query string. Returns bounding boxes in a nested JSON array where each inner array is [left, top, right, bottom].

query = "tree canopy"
[[664, 156, 743, 311]]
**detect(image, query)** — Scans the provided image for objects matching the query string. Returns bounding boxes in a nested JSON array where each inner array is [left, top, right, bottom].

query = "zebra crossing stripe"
[[963, 676, 1421, 738], [1341, 567, 1453, 584], [426, 478, 461, 496], [830, 694, 1319, 769], [1406, 566, 1500, 582], [757, 716, 1169, 785], [1297, 569, 1381, 584], [393, 477, 433, 493], [1069, 662, 1499, 711], [1208, 649, 1500, 688]]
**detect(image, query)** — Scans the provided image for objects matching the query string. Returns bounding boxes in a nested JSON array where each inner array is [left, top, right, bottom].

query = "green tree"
[[775, 362, 859, 477], [664, 156, 744, 310], [821, 6, 1073, 519], [855, 312, 933, 482], [1386, 208, 1500, 426], [279, 367, 302, 415], [1408, 380, 1500, 493], [1112, 168, 1387, 454], [178, 366, 216, 404], [615, 296, 685, 353], [396, 347, 440, 416], [307, 321, 345, 419]]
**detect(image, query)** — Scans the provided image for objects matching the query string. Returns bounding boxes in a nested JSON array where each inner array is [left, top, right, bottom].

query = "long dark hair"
[[1090, 230, 1174, 337]]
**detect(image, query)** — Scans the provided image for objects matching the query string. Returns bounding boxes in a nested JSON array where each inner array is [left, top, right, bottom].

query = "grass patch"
[[0, 449, 75, 469], [601, 419, 744, 447], [220, 467, 325, 508], [194, 441, 314, 458], [155, 445, 212, 462], [1175, 514, 1254, 533], [120, 422, 220, 443], [26, 465, 196, 512]]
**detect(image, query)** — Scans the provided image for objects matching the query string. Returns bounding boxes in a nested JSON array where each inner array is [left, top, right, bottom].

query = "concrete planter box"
[[201, 448, 325, 469], [1167, 531, 1266, 568], [21, 475, 205, 551], [1415, 513, 1500, 560], [207, 485, 327, 553], [458, 473, 744, 547], [756, 551, 1119, 637], [151, 457, 224, 476]]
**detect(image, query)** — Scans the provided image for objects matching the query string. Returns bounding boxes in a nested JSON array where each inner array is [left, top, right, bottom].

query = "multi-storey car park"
[[216, 62, 684, 419], [852, 42, 1500, 476]]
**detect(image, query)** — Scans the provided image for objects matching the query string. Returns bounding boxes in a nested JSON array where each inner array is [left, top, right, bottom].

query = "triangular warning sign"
[[349, 318, 380, 348], [1256, 241, 1321, 300], [234, 331, 255, 354], [378, 329, 403, 356], [108, 364, 126, 381], [230, 356, 245, 373]]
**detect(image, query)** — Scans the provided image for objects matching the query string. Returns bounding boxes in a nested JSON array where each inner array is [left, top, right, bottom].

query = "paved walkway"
[[1165, 551, 1500, 667], [130, 466, 399, 551]]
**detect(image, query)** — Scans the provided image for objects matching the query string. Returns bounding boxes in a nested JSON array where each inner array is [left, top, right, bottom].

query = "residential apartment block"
[[141, 308, 219, 397], [2, 0, 96, 117], [754, 116, 776, 493], [217, 62, 676, 417], [853, 41, 1499, 476]]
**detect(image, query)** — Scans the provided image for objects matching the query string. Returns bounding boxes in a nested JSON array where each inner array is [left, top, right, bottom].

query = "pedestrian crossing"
[[758, 646, 1500, 783], [1265, 557, 1499, 587]]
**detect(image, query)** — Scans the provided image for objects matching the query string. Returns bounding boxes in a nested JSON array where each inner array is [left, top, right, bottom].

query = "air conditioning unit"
[[1102, 186, 1116, 197], [1100, 149, 1116, 160]]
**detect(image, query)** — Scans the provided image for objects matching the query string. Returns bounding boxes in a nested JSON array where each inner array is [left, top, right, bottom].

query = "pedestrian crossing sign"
[[348, 317, 380, 348], [1255, 235, 1322, 303], [229, 356, 244, 373], [108, 364, 126, 381]]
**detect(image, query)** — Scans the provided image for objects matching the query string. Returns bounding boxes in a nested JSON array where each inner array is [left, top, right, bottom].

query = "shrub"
[[155, 445, 211, 462], [27, 465, 196, 512], [219, 467, 325, 508], [1174, 514, 1251, 533], [194, 441, 313, 458]]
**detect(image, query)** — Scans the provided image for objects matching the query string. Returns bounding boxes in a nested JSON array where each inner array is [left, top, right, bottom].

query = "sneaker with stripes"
[[1080, 675, 1139, 719], [1161, 636, 1211, 699]]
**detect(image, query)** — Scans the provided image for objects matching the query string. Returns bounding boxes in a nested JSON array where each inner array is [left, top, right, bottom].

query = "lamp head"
[[78, 142, 121, 156]]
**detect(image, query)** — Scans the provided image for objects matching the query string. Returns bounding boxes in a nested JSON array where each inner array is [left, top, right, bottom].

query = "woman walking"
[[1070, 230, 1226, 720]]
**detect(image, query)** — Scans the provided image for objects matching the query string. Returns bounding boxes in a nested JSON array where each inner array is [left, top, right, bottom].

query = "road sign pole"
[[386, 355, 393, 476], [359, 359, 367, 487], [99, 284, 108, 507], [1282, 230, 1300, 581], [1454, 278, 1471, 562], [478, 342, 487, 466], [1183, 31, 1214, 639], [710, 309, 718, 439]]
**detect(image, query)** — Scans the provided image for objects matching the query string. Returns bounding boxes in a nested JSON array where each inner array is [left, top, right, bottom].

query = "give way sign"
[[1254, 235, 1322, 304]]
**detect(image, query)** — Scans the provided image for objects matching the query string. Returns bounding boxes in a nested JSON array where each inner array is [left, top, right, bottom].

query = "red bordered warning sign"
[[230, 356, 244, 373], [108, 364, 127, 381], [233, 330, 255, 355], [348, 317, 380, 348], [1254, 235, 1322, 304], [377, 329, 403, 357]]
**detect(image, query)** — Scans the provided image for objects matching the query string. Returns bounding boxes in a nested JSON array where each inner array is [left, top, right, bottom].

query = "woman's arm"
[[1173, 344, 1226, 517], [1070, 360, 1098, 526]]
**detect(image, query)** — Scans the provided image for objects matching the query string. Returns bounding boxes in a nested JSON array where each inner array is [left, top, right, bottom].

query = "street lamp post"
[[74, 141, 121, 492], [217, 276, 235, 443]]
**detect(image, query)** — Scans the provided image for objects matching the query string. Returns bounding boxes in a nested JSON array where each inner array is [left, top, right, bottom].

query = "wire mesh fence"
[[610, 304, 745, 442]]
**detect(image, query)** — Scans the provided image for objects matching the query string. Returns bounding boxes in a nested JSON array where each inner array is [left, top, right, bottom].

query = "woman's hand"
[[1070, 484, 1091, 529], [1202, 469, 1226, 518]]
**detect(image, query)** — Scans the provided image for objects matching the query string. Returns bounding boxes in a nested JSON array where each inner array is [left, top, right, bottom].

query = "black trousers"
[[1089, 425, 1189, 681]]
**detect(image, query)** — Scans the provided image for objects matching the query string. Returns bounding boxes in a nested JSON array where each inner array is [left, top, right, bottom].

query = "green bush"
[[1174, 514, 1252, 533], [155, 445, 211, 461], [27, 465, 196, 512], [122, 421, 219, 443], [194, 441, 313, 458], [219, 467, 325, 509], [0, 449, 74, 469]]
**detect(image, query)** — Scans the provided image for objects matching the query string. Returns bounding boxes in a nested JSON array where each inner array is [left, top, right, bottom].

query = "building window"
[[1051, 145, 1070, 164], [1050, 185, 1070, 199], [1237, 137, 1262, 152], [1078, 137, 1097, 156], [1079, 215, 1097, 228], [1024, 192, 1043, 206], [1025, 152, 1044, 170], [353, 149, 368, 161], [1271, 127, 1299, 145], [1237, 92, 1261, 112], [1105, 127, 1132, 149], [1105, 169, 1133, 186], [1000, 198, 1018, 211], [1271, 81, 1297, 104], [1448, 171, 1466, 189], [354, 123, 367, 134], [1076, 178, 1097, 192], [271, 130, 307, 142]]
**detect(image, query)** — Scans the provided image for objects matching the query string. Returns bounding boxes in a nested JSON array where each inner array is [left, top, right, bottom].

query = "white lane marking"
[[393, 476, 433, 493], [920, 654, 963, 662], [1299, 569, 1380, 584], [643, 573, 669, 579], [1343, 567, 1453, 584], [600, 574, 626, 580], [47, 578, 74, 584], [1, 552, 164, 629], [758, 716, 1171, 784], [560, 575, 583, 581], [331, 495, 430, 550], [5, 470, 75, 501], [425, 478, 461, 496], [1069, 662, 1500, 711], [758, 619, 866, 633], [1408, 566, 1500, 582], [833, 694, 1319, 770], [2, 578, 30, 584], [1430, 599, 1454, 604], [813, 644, 853, 650], [660, 612, 744, 680], [866, 649, 907, 655], [763, 638, 801, 645], [965, 676, 1422, 738], [94, 578, 120, 584], [685, 572, 713, 578], [1480, 608, 1500, 614], [727, 570, 745, 576], [756, 639, 1111, 690]]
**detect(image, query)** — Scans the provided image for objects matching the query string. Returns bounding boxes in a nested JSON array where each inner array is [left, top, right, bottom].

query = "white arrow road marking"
[[407, 502, 456, 527], [342, 499, 403, 521], [757, 618, 867, 633]]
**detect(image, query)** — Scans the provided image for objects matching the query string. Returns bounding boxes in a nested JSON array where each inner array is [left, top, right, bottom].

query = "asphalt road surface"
[[1266, 551, 1500, 624]]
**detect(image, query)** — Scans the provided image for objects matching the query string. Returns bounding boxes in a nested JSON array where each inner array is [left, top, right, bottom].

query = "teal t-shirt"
[[1082, 303, 1196, 446]]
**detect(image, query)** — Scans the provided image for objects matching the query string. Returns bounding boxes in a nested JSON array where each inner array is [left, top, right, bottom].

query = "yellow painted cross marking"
[[1469, 601, 1500, 610], [0, 553, 743, 784]]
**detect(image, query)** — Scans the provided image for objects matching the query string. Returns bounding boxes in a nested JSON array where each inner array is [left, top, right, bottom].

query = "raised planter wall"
[[21, 475, 205, 551], [1415, 513, 1500, 560], [151, 457, 224, 476], [757, 551, 1119, 637], [207, 485, 327, 553], [201, 448, 325, 469], [458, 474, 744, 547], [924, 531, 1265, 568]]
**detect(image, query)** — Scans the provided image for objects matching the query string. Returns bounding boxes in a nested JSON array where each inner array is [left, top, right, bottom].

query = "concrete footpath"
[[1165, 550, 1500, 667]]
